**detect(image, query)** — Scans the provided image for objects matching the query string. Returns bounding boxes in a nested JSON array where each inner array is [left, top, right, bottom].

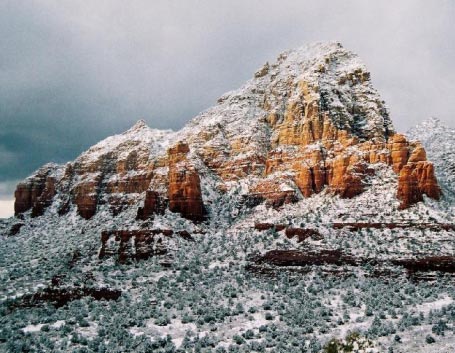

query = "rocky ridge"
[[13, 42, 441, 224]]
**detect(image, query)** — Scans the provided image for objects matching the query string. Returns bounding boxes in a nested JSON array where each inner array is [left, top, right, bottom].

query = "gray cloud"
[[0, 180, 18, 200], [1, 0, 454, 203]]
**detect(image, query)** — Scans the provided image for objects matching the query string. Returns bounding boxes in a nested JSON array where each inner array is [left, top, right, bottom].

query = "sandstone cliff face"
[[389, 134, 440, 208], [14, 43, 441, 222], [397, 162, 440, 209], [72, 178, 100, 220], [261, 102, 438, 205], [167, 142, 206, 222], [14, 164, 60, 216], [31, 176, 57, 218]]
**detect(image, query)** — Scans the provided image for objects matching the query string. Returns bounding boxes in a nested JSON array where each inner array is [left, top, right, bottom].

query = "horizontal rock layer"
[[99, 229, 193, 263]]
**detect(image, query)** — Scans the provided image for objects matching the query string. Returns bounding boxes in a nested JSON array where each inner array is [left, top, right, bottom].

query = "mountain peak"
[[128, 119, 149, 132], [191, 41, 393, 144], [253, 42, 344, 78]]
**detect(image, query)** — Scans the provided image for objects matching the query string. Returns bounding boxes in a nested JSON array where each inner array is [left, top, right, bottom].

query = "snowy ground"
[[1, 183, 454, 353]]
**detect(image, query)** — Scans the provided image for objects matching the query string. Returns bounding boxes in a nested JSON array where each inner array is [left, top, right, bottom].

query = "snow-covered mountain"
[[12, 42, 442, 227], [1, 43, 454, 353]]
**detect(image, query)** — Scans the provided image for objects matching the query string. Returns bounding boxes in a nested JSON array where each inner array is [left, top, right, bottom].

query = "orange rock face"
[[389, 134, 410, 173], [387, 135, 440, 209], [414, 162, 440, 199], [167, 142, 206, 222], [14, 183, 43, 216], [106, 173, 152, 194], [397, 161, 441, 209], [255, 79, 440, 207], [73, 178, 100, 220]]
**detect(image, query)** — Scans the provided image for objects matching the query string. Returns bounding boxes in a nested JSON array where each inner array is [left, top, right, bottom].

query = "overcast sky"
[[1, 0, 454, 217]]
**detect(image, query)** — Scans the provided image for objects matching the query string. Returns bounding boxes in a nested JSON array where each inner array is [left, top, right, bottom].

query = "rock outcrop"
[[397, 162, 440, 209], [332, 222, 455, 231], [14, 164, 59, 216], [284, 227, 323, 242], [388, 135, 441, 209], [73, 178, 100, 219], [263, 113, 439, 205], [254, 223, 286, 231], [99, 229, 194, 263], [31, 176, 57, 217]]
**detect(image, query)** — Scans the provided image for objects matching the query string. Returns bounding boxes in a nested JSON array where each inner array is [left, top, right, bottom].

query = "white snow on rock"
[[76, 119, 175, 164]]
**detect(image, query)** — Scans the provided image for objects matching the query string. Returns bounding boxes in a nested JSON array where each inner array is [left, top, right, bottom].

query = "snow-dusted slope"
[[407, 117, 455, 197], [76, 120, 175, 164]]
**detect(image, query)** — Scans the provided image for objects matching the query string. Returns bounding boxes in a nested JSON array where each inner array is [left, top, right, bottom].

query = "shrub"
[[242, 329, 254, 340], [233, 335, 245, 345], [155, 316, 171, 326]]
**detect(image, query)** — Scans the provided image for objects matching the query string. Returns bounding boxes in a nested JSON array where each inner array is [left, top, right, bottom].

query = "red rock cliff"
[[167, 142, 206, 222]]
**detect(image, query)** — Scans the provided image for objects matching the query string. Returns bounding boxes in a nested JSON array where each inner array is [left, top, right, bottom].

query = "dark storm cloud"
[[1, 0, 454, 204]]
